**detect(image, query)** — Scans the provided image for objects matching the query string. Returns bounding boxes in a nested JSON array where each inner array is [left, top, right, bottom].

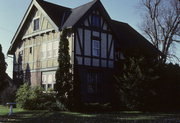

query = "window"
[[92, 40, 100, 57], [33, 18, 39, 31], [92, 15, 101, 27], [42, 72, 56, 91], [29, 47, 32, 54]]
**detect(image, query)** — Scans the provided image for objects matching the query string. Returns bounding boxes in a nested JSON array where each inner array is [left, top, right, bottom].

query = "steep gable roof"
[[8, 0, 161, 57], [8, 0, 70, 54], [111, 20, 161, 56], [36, 0, 71, 28], [62, 0, 97, 29]]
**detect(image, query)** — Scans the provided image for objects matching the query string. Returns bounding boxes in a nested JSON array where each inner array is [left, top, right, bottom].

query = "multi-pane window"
[[42, 72, 56, 91], [33, 18, 39, 31], [41, 42, 58, 59], [92, 15, 101, 27], [92, 40, 100, 57]]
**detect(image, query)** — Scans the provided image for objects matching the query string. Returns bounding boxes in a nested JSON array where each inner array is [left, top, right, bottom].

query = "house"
[[8, 0, 160, 103]]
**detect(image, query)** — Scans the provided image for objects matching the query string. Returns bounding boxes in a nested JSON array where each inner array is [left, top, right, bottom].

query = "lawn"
[[0, 105, 180, 123]]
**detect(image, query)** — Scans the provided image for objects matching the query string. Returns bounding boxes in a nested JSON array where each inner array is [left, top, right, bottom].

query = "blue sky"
[[0, 0, 179, 77]]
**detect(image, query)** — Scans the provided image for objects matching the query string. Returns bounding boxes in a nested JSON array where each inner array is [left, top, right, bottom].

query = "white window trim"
[[42, 72, 56, 91]]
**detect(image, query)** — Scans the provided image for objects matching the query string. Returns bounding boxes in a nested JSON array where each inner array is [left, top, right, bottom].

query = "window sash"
[[92, 15, 100, 27], [42, 72, 56, 91], [33, 18, 39, 31], [93, 40, 100, 56]]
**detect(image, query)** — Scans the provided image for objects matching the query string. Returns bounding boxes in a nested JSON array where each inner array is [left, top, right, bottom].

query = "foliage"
[[150, 63, 180, 111], [115, 56, 180, 111], [15, 83, 30, 109], [0, 44, 7, 90], [55, 29, 73, 109], [140, 0, 180, 63], [114, 57, 158, 110], [16, 83, 66, 110]]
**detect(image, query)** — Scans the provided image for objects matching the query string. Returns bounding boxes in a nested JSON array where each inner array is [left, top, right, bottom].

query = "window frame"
[[92, 15, 101, 27], [29, 47, 32, 54], [92, 40, 100, 57], [41, 72, 56, 91], [33, 18, 40, 31]]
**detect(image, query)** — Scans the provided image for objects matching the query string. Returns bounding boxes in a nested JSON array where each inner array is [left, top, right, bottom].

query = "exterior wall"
[[74, 9, 115, 102], [13, 7, 60, 88], [12, 3, 115, 102], [75, 10, 114, 68], [77, 66, 114, 103], [31, 71, 41, 86]]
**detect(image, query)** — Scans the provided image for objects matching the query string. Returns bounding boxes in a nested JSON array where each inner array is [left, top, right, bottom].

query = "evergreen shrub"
[[16, 83, 66, 110]]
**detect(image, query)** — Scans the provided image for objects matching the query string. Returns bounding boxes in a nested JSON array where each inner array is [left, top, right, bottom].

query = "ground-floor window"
[[42, 71, 56, 91]]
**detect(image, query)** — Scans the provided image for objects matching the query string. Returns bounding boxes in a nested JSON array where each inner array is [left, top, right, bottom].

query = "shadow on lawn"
[[1, 111, 180, 123]]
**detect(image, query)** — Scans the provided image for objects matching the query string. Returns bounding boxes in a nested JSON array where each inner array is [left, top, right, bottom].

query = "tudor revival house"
[[8, 0, 160, 102]]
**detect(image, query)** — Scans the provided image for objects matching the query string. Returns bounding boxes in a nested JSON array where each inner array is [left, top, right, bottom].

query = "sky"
[[0, 0, 179, 78]]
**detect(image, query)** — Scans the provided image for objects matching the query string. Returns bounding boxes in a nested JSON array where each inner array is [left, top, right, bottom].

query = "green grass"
[[0, 105, 24, 115], [0, 105, 180, 123]]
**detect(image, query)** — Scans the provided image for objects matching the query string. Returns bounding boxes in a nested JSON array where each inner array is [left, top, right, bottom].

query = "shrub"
[[15, 83, 31, 108], [16, 83, 66, 110], [114, 57, 158, 110]]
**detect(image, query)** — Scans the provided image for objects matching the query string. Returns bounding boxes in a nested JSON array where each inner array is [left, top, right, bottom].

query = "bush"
[[15, 83, 30, 108], [114, 57, 158, 110], [16, 83, 66, 110]]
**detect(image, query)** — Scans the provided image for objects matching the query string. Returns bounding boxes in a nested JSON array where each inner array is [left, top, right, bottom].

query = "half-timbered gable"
[[74, 9, 114, 68], [8, 0, 68, 88], [23, 8, 54, 37], [66, 1, 117, 102]]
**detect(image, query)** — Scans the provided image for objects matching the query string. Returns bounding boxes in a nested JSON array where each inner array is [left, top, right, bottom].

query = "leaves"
[[0, 44, 7, 88], [55, 29, 73, 109], [115, 57, 158, 110]]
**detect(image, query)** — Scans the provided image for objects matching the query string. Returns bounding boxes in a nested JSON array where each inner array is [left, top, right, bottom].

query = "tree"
[[0, 44, 7, 89], [140, 0, 180, 63], [114, 57, 158, 110], [55, 29, 73, 109]]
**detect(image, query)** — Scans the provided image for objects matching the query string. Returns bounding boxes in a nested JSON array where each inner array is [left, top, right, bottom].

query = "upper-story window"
[[92, 40, 100, 57], [33, 18, 40, 31], [29, 47, 32, 54], [92, 15, 101, 27], [41, 41, 58, 59]]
